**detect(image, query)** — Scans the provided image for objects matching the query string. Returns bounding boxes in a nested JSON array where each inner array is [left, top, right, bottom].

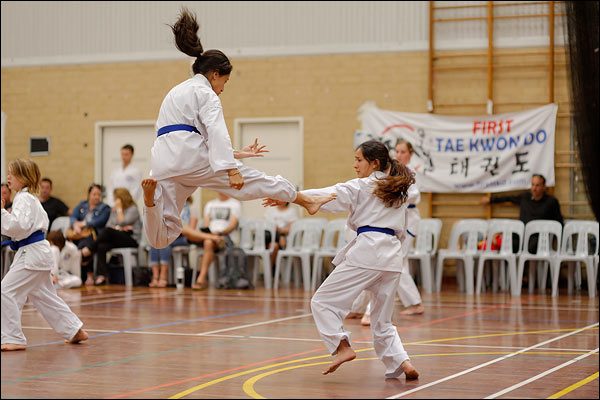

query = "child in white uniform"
[[142, 8, 333, 249], [264, 140, 420, 379], [1, 159, 88, 351], [47, 230, 82, 289]]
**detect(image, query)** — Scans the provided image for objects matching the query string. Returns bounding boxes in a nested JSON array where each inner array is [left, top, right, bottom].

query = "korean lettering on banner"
[[355, 102, 558, 193]]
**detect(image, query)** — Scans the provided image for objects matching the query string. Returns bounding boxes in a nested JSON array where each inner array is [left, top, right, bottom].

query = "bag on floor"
[[217, 247, 253, 289]]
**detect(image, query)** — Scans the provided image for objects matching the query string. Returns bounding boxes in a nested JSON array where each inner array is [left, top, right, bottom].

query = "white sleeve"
[[199, 95, 237, 172], [230, 200, 242, 219], [301, 179, 360, 213], [1, 195, 35, 239], [407, 183, 420, 206], [50, 245, 60, 275]]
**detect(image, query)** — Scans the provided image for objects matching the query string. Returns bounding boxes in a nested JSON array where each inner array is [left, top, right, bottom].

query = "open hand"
[[262, 198, 286, 207], [234, 138, 269, 159]]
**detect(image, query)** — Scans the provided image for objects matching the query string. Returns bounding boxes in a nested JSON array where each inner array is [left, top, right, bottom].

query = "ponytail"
[[170, 8, 233, 77], [357, 140, 415, 208]]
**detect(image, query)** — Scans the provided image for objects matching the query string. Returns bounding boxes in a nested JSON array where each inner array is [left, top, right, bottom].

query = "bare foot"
[[401, 360, 419, 380], [346, 312, 364, 319], [66, 328, 89, 344], [322, 339, 356, 375], [141, 178, 157, 207], [360, 313, 371, 326], [399, 304, 425, 316], [295, 193, 337, 215], [1, 343, 26, 351]]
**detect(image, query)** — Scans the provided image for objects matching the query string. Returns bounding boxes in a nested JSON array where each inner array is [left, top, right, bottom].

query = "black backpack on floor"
[[216, 246, 253, 289]]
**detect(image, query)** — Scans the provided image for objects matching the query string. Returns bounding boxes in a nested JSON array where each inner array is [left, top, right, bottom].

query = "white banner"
[[355, 102, 558, 193]]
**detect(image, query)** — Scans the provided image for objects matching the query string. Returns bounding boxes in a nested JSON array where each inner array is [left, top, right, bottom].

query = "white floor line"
[[386, 322, 599, 399], [247, 335, 323, 342], [485, 348, 599, 399], [22, 292, 178, 312], [410, 342, 597, 352], [194, 313, 313, 336]]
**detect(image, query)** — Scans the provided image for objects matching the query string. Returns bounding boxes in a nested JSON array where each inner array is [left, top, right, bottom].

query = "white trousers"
[[350, 259, 422, 314], [144, 164, 297, 248], [1, 267, 83, 345], [311, 263, 410, 378], [56, 272, 82, 289]]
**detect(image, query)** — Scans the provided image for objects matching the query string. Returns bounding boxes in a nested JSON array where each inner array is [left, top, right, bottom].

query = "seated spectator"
[[1, 183, 12, 248], [1, 183, 12, 211], [47, 230, 82, 289], [187, 192, 240, 290], [81, 188, 142, 285], [39, 177, 69, 231], [68, 184, 110, 243], [264, 202, 299, 268], [148, 196, 199, 288], [481, 173, 564, 253]]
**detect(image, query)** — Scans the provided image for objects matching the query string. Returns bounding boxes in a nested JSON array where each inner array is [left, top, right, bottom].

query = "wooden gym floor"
[[1, 282, 598, 399]]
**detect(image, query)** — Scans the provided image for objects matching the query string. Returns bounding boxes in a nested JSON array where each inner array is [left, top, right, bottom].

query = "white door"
[[235, 118, 303, 220]]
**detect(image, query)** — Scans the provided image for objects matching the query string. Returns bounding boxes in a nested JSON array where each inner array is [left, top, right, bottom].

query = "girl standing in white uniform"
[[265, 140, 420, 379], [356, 139, 425, 325], [142, 9, 333, 249], [1, 159, 88, 351]]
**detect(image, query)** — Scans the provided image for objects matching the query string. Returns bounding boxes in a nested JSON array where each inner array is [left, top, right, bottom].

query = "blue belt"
[[408, 204, 416, 209], [157, 124, 200, 138], [357, 226, 395, 236], [10, 230, 45, 251]]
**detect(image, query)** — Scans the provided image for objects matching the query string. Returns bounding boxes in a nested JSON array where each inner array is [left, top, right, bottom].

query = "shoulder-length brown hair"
[[113, 188, 135, 210], [8, 159, 41, 196]]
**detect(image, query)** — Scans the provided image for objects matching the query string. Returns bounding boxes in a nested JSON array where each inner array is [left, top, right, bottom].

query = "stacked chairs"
[[49, 216, 71, 235], [475, 219, 525, 296], [552, 220, 599, 298], [274, 218, 327, 291], [436, 219, 488, 294], [239, 219, 277, 289], [406, 218, 442, 293], [311, 218, 348, 291], [516, 220, 562, 295]]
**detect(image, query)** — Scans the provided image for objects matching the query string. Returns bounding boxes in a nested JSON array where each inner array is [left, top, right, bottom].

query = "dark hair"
[[87, 183, 104, 195], [41, 177, 53, 186], [532, 174, 546, 185], [170, 8, 233, 77], [357, 140, 415, 208], [47, 230, 66, 250], [121, 144, 134, 154]]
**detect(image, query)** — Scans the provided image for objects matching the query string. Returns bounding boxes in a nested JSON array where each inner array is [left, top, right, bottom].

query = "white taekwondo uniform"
[[302, 171, 418, 378], [1, 188, 83, 346], [144, 74, 296, 248], [51, 241, 82, 289], [351, 164, 422, 314]]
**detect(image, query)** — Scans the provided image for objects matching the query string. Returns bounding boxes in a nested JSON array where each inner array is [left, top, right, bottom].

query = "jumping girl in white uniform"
[[142, 9, 333, 249], [1, 159, 88, 351], [264, 140, 420, 379]]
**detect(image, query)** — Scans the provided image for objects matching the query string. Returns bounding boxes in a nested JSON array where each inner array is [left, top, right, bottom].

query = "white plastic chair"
[[189, 244, 224, 288], [49, 216, 71, 235], [274, 218, 327, 291], [475, 219, 525, 296], [406, 218, 442, 294], [552, 220, 599, 298], [239, 219, 277, 289], [516, 220, 562, 295], [311, 218, 348, 291], [435, 219, 488, 294], [106, 247, 139, 287]]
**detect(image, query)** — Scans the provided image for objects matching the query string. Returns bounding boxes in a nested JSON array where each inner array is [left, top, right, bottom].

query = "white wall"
[[1, 1, 565, 67]]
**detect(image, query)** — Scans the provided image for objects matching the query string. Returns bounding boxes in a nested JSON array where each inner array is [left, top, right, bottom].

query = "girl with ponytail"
[[263, 139, 420, 380], [142, 8, 334, 249]]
